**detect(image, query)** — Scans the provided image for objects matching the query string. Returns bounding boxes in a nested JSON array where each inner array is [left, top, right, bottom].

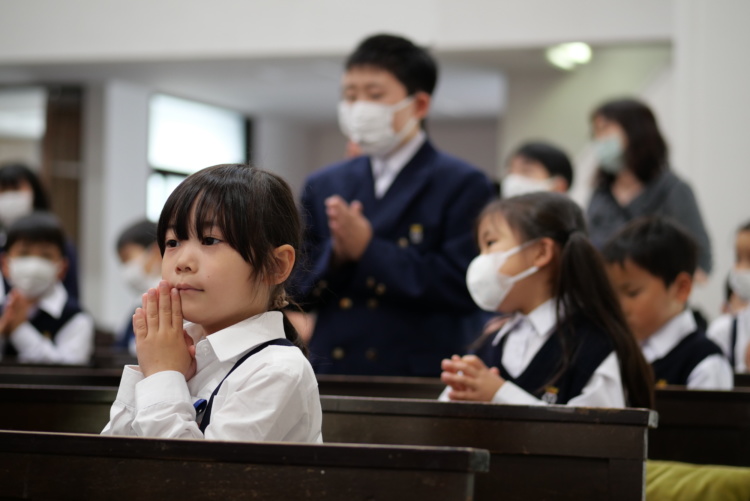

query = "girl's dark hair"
[[0, 163, 50, 210], [157, 164, 307, 356], [116, 219, 157, 253], [739, 220, 750, 233], [6, 211, 66, 255], [478, 192, 654, 408], [591, 98, 668, 185]]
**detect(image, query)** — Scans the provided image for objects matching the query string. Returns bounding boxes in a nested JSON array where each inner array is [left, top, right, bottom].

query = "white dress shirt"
[[102, 311, 323, 443], [440, 299, 626, 408], [708, 306, 750, 372], [0, 282, 94, 365], [370, 129, 426, 198], [642, 309, 733, 390]]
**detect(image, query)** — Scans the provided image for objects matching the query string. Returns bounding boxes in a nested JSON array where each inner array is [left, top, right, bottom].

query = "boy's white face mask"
[[465, 241, 539, 312], [9, 256, 60, 298], [729, 267, 750, 301], [502, 174, 555, 199], [0, 191, 33, 228], [337, 96, 418, 157], [119, 253, 161, 296]]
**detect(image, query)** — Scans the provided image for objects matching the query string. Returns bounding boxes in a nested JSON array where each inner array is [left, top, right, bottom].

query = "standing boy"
[[603, 217, 732, 389], [295, 34, 494, 376]]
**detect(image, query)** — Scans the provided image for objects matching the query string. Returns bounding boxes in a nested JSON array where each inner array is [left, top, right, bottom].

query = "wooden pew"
[[649, 386, 750, 467], [0, 384, 654, 501], [0, 429, 489, 500], [0, 365, 123, 386], [734, 372, 750, 388]]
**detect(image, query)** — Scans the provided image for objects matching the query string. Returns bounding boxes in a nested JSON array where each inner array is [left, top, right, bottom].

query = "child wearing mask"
[[115, 219, 162, 355], [708, 221, 750, 372], [501, 141, 574, 198], [0, 212, 94, 364], [439, 192, 653, 408], [603, 217, 732, 389], [296, 33, 494, 376]]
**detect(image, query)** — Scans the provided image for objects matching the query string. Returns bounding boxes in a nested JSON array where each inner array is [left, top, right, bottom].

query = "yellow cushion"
[[647, 460, 750, 501]]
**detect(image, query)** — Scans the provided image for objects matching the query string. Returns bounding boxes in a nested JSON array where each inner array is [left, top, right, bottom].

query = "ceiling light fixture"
[[545, 42, 592, 71]]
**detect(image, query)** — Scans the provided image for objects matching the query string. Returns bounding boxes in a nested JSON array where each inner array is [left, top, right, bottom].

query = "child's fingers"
[[461, 355, 488, 371], [141, 292, 148, 312], [171, 288, 183, 329], [145, 288, 159, 336], [441, 370, 476, 389], [158, 281, 172, 333], [133, 308, 147, 339]]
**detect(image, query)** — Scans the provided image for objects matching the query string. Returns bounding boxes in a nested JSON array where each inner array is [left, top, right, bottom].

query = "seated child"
[[501, 141, 574, 198], [0, 212, 94, 364], [102, 164, 322, 442], [708, 220, 750, 372], [603, 217, 733, 389], [115, 219, 162, 355], [440, 192, 653, 408]]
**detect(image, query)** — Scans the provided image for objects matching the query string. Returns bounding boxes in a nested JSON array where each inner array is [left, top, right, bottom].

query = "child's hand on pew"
[[0, 289, 33, 337], [133, 281, 196, 380], [440, 355, 505, 402]]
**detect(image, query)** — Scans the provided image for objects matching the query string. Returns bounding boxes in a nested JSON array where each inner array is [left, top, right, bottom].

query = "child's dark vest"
[[473, 315, 614, 404], [650, 329, 724, 386], [1, 296, 83, 357]]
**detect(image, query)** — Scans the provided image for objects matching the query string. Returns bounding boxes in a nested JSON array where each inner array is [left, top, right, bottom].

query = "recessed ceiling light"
[[545, 42, 592, 71]]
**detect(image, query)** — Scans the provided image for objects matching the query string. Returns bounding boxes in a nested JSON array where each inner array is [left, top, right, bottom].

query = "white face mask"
[[0, 191, 33, 228], [465, 241, 539, 312], [502, 174, 554, 199], [119, 254, 161, 296], [729, 268, 750, 301], [593, 135, 625, 174], [337, 96, 418, 157], [9, 256, 60, 298]]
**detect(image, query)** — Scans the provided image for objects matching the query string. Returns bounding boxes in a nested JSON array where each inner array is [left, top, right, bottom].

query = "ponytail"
[[281, 310, 309, 358], [557, 232, 654, 409]]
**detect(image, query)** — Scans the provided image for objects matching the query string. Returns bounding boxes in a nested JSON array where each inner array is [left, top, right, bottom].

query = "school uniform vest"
[[473, 316, 614, 404], [1, 296, 83, 357], [650, 329, 724, 386]]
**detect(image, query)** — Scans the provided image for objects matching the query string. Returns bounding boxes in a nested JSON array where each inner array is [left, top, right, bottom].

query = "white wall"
[[252, 118, 311, 199], [672, 0, 750, 317], [81, 80, 150, 331]]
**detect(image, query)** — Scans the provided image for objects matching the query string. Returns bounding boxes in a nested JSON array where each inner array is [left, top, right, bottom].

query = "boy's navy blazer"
[[296, 140, 495, 376]]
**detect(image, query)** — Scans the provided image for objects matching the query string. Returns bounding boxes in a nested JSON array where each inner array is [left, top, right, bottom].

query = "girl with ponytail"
[[103, 164, 322, 442], [440, 192, 653, 408]]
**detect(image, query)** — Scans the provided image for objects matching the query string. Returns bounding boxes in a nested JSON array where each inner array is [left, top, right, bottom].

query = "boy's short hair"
[[5, 211, 66, 255], [346, 34, 438, 96], [513, 141, 574, 188], [602, 216, 698, 286], [116, 219, 157, 253]]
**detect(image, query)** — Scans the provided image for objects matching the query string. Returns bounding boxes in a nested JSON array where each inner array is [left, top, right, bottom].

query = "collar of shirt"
[[185, 310, 286, 363], [34, 282, 68, 319], [640, 309, 697, 363], [491, 298, 558, 346], [370, 129, 426, 198]]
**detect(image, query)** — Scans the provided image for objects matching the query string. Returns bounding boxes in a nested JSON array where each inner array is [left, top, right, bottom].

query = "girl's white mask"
[[466, 241, 539, 312], [502, 174, 555, 199], [729, 267, 750, 301], [9, 256, 60, 298], [0, 191, 33, 228], [337, 96, 418, 157], [593, 135, 625, 174]]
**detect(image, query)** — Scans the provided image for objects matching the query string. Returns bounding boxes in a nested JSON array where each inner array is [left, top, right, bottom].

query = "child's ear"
[[532, 238, 556, 268], [57, 257, 69, 281], [270, 245, 295, 285], [0, 254, 7, 278], [550, 176, 569, 193], [671, 271, 694, 303], [413, 91, 432, 121]]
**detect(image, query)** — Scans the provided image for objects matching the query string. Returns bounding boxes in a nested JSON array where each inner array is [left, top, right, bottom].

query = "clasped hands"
[[0, 289, 33, 338], [133, 281, 196, 380], [325, 195, 372, 263], [440, 354, 506, 402]]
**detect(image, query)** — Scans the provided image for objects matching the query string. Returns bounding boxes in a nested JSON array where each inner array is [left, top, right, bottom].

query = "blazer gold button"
[[365, 348, 378, 361], [339, 297, 353, 309], [375, 283, 386, 295], [398, 237, 409, 248], [367, 298, 378, 309], [332, 347, 345, 360], [366, 277, 376, 288]]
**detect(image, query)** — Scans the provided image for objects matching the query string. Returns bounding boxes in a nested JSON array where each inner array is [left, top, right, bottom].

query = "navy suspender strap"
[[730, 316, 739, 369], [196, 338, 294, 433]]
